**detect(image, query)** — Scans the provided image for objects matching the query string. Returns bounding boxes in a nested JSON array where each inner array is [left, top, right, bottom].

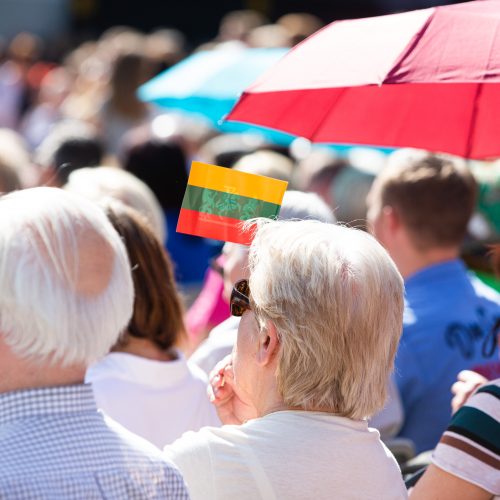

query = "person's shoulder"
[[468, 379, 500, 409], [447, 378, 499, 439], [468, 274, 500, 304], [103, 413, 178, 464], [186, 360, 210, 384]]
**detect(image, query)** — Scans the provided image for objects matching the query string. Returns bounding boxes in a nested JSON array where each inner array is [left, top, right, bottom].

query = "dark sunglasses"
[[230, 279, 251, 317]]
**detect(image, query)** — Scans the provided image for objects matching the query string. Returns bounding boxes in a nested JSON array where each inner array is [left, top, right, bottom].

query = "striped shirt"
[[432, 379, 500, 496], [0, 384, 189, 499]]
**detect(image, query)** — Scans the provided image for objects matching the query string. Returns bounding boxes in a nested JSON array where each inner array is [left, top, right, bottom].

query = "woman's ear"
[[256, 321, 280, 367]]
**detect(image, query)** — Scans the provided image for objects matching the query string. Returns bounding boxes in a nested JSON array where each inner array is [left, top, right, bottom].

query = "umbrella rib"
[[307, 87, 348, 142], [383, 10, 435, 84], [465, 83, 483, 159]]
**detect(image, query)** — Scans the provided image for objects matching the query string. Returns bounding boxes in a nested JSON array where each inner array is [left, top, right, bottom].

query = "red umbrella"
[[227, 0, 500, 159]]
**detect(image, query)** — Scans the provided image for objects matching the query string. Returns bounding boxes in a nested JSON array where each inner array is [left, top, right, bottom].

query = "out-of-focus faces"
[[222, 243, 249, 303], [366, 185, 388, 247]]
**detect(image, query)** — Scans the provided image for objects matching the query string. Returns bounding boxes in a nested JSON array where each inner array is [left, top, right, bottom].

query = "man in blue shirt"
[[367, 150, 500, 453], [0, 188, 188, 499]]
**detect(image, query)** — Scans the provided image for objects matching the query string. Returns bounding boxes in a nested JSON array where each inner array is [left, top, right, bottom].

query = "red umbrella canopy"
[[227, 0, 500, 159]]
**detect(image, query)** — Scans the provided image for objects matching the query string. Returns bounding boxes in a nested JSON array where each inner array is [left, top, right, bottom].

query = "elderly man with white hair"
[[166, 219, 408, 499], [0, 188, 188, 498]]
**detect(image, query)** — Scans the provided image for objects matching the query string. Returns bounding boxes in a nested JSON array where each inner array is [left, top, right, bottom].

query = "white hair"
[[64, 166, 166, 243], [279, 190, 335, 223], [226, 190, 335, 257], [248, 219, 404, 419], [0, 187, 134, 366]]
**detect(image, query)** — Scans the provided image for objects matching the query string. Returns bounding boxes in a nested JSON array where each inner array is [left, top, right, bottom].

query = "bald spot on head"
[[34, 222, 115, 297]]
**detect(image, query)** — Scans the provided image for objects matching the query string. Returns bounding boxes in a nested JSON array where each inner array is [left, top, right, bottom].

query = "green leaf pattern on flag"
[[183, 185, 280, 221]]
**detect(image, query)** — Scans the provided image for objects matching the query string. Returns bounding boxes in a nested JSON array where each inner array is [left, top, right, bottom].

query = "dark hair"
[[122, 137, 188, 211], [55, 138, 104, 184], [105, 202, 186, 351]]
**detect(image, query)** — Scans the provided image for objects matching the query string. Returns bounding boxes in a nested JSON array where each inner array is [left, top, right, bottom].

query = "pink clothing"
[[186, 265, 230, 340]]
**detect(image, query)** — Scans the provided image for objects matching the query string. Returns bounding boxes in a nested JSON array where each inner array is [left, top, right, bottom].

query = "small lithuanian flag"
[[177, 161, 288, 245]]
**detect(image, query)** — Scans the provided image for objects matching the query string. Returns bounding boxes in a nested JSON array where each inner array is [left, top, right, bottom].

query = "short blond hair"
[[248, 219, 404, 419], [368, 150, 477, 250]]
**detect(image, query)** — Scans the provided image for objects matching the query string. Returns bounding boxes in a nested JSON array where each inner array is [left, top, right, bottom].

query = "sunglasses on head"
[[230, 279, 251, 317]]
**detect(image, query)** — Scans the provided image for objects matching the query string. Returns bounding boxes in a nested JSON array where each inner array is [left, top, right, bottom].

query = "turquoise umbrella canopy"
[[138, 47, 295, 145]]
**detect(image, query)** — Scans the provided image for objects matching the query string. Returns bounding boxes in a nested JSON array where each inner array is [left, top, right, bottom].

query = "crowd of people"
[[0, 8, 498, 500]]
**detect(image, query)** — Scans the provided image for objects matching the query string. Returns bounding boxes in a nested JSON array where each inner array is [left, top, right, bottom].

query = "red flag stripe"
[[177, 208, 254, 245]]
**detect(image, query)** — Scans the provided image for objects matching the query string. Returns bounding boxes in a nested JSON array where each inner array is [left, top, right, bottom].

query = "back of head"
[[35, 121, 104, 185], [369, 149, 477, 250], [248, 219, 404, 419], [233, 150, 294, 184], [64, 166, 166, 244], [279, 190, 335, 223], [0, 128, 33, 188], [198, 133, 267, 168], [104, 202, 186, 352], [0, 188, 133, 366], [122, 135, 188, 211]]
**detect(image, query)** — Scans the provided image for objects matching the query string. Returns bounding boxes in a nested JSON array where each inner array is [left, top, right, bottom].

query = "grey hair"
[[248, 219, 404, 419], [64, 166, 166, 243], [0, 187, 134, 366], [279, 190, 335, 223]]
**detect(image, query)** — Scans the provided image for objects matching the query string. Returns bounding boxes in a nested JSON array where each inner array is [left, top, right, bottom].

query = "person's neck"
[[253, 376, 291, 418], [394, 245, 459, 279], [112, 335, 177, 362], [0, 359, 86, 394]]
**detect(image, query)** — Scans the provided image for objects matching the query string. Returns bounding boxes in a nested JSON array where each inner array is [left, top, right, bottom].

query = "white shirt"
[[165, 410, 408, 500], [86, 351, 220, 448], [189, 316, 240, 375], [191, 317, 404, 440]]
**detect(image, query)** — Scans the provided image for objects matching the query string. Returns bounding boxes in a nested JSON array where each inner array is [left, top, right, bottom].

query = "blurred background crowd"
[[0, 0, 499, 494]]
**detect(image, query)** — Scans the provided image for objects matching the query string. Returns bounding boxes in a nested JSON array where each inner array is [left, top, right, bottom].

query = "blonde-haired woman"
[[165, 219, 408, 500]]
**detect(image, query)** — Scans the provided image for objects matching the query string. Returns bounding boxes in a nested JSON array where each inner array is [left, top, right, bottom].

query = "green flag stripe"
[[182, 185, 281, 221], [476, 383, 500, 400], [449, 406, 500, 453]]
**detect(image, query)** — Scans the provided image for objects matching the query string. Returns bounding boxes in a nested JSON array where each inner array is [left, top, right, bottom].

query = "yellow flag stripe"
[[188, 161, 288, 205]]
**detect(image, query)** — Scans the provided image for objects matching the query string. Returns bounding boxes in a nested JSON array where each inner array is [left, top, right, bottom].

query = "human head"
[[0, 128, 37, 188], [367, 149, 477, 252], [121, 134, 188, 212], [221, 190, 335, 302], [233, 149, 294, 184], [0, 187, 133, 366], [218, 10, 267, 42], [234, 220, 403, 419], [104, 202, 186, 352], [35, 121, 104, 185], [64, 166, 166, 244]]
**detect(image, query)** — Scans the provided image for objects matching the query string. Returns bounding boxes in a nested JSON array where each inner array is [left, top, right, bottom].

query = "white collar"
[[86, 350, 192, 388]]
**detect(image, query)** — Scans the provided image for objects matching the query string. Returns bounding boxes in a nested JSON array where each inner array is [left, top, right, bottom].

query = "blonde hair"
[[248, 219, 404, 419], [368, 149, 477, 250]]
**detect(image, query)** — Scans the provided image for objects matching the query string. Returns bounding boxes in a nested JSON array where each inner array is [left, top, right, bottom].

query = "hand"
[[451, 370, 487, 414], [208, 355, 258, 425]]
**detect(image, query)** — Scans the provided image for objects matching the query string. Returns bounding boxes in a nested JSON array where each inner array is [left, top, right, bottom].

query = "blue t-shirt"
[[395, 259, 500, 453]]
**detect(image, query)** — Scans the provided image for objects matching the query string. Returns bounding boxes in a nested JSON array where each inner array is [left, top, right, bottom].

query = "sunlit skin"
[[208, 310, 287, 424], [0, 228, 115, 393], [366, 200, 458, 279]]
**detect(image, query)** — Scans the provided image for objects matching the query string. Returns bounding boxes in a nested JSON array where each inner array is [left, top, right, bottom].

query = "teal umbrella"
[[138, 47, 295, 145]]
